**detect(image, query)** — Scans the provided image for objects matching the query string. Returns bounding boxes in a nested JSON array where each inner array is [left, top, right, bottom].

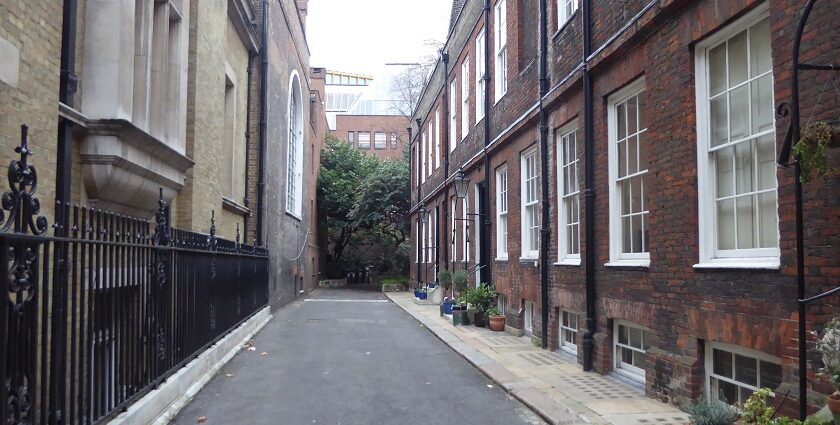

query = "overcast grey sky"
[[306, 0, 453, 76]]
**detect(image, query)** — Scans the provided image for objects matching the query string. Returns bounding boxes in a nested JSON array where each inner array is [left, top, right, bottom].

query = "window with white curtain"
[[374, 132, 386, 149], [434, 114, 440, 169], [358, 131, 371, 149], [695, 5, 777, 267], [450, 79, 458, 150]]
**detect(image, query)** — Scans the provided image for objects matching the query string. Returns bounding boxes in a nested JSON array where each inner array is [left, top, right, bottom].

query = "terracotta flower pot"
[[489, 315, 505, 332], [828, 392, 840, 415]]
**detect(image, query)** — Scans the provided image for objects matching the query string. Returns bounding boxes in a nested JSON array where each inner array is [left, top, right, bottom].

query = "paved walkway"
[[172, 289, 544, 425], [387, 292, 689, 425]]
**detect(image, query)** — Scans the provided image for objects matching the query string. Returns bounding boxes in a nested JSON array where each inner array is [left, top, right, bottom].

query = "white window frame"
[[694, 4, 779, 269], [462, 195, 469, 262], [475, 28, 486, 123], [556, 123, 581, 265], [434, 112, 440, 169], [705, 341, 782, 405], [450, 79, 458, 151], [494, 0, 508, 103], [520, 147, 539, 260], [474, 184, 481, 285], [285, 71, 304, 219], [524, 300, 534, 334], [498, 294, 506, 314], [450, 197, 457, 262], [421, 130, 427, 184], [559, 310, 579, 356], [358, 131, 371, 149], [495, 166, 508, 260], [462, 58, 470, 139], [613, 320, 649, 383], [374, 131, 387, 150], [557, 0, 579, 28], [607, 77, 649, 267], [429, 121, 435, 174]]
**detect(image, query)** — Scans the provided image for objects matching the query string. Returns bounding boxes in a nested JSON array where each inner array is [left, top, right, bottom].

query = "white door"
[[524, 301, 534, 333]]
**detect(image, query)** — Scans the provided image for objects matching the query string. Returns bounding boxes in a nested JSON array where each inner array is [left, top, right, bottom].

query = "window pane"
[[618, 141, 627, 177], [717, 379, 739, 404], [709, 44, 728, 96], [751, 74, 774, 134], [756, 134, 776, 191], [713, 349, 734, 378], [621, 179, 631, 215], [632, 214, 643, 253], [728, 30, 748, 87], [735, 141, 754, 194], [758, 192, 778, 248], [621, 347, 633, 364], [630, 176, 642, 213], [711, 96, 729, 147], [627, 97, 638, 135], [735, 354, 758, 386], [617, 103, 626, 140], [739, 386, 754, 404], [736, 195, 755, 249], [629, 137, 639, 174], [760, 361, 782, 390], [638, 132, 648, 170], [717, 199, 736, 250], [749, 18, 771, 77], [638, 91, 647, 129], [623, 216, 632, 252], [629, 326, 643, 349], [618, 324, 628, 345], [633, 350, 645, 367], [716, 147, 735, 198], [730, 85, 749, 141]]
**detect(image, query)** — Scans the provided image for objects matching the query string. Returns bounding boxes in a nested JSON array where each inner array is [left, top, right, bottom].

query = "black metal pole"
[[244, 53, 254, 242], [581, 0, 597, 372], [442, 52, 450, 272], [415, 118, 422, 286], [256, 0, 269, 246], [482, 0, 493, 288], [538, 0, 550, 350]]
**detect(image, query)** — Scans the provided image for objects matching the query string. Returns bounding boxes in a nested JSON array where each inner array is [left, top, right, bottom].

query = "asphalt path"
[[172, 288, 544, 425]]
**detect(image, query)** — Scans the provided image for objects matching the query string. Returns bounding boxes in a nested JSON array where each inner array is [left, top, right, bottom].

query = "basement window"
[[613, 321, 649, 383], [559, 310, 579, 356], [706, 342, 782, 405]]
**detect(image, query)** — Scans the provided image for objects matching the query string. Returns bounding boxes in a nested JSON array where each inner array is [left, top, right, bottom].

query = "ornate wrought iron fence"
[[0, 125, 270, 424]]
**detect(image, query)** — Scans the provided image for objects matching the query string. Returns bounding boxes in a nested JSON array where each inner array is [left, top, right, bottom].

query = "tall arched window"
[[286, 72, 304, 218]]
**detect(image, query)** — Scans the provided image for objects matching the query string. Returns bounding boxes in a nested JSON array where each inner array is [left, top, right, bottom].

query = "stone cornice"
[[228, 0, 260, 54]]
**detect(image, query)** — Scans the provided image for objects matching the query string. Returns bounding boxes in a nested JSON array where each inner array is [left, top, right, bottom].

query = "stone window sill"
[[222, 197, 251, 216]]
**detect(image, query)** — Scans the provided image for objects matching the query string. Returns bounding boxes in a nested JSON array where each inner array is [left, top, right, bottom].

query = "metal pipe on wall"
[[243, 53, 254, 242], [581, 0, 597, 372], [442, 51, 450, 272], [256, 0, 269, 246], [538, 0, 550, 350], [482, 0, 493, 288]]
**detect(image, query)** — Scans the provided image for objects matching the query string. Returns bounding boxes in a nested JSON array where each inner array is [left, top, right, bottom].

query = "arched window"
[[286, 72, 304, 218]]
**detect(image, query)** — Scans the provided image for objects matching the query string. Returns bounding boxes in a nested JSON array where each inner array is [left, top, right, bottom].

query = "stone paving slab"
[[387, 292, 690, 425]]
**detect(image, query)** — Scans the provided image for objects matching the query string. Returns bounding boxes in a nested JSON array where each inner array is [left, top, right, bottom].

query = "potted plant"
[[418, 288, 427, 300], [487, 307, 505, 332], [815, 316, 840, 419], [684, 396, 738, 425], [452, 294, 469, 326], [452, 270, 468, 298], [437, 270, 454, 315], [467, 283, 496, 328]]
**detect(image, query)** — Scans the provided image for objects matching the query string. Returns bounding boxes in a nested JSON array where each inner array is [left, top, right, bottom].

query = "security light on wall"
[[453, 168, 469, 199]]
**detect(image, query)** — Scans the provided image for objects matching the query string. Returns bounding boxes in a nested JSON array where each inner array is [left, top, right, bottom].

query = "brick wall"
[[333, 114, 409, 160], [410, 0, 840, 412]]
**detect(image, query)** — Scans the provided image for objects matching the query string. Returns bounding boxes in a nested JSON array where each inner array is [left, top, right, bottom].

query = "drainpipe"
[[482, 0, 492, 288], [257, 0, 269, 246], [243, 53, 254, 242], [581, 0, 597, 372], [538, 0, 550, 350], [416, 118, 423, 285], [51, 0, 78, 420], [442, 51, 450, 272]]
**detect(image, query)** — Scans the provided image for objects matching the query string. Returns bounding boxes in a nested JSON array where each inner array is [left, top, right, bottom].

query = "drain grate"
[[483, 336, 527, 347]]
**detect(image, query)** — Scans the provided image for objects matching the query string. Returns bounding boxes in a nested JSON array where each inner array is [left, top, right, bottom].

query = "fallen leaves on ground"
[[261, 352, 268, 356], [196, 416, 207, 423]]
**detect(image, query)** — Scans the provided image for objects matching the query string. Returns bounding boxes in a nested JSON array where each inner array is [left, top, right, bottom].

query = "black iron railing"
[[0, 125, 270, 424]]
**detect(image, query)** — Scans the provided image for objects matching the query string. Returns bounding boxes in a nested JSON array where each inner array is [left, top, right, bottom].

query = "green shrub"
[[685, 397, 739, 425], [380, 277, 408, 286], [740, 388, 831, 425]]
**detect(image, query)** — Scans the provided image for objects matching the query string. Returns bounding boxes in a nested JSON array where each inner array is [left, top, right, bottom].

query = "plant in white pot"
[[815, 316, 840, 418]]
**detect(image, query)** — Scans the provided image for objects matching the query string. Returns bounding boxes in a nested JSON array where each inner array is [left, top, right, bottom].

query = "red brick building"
[[334, 114, 409, 160], [410, 0, 839, 413]]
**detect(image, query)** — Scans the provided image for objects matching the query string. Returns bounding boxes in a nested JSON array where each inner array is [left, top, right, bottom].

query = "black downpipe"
[[442, 52, 450, 271], [52, 0, 78, 420], [256, 0, 269, 246], [415, 118, 422, 285], [538, 0, 550, 350], [482, 0, 493, 288], [243, 54, 254, 242], [581, 0, 597, 371]]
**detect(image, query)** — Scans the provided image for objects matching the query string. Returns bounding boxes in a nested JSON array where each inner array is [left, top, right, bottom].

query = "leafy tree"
[[318, 135, 411, 277]]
